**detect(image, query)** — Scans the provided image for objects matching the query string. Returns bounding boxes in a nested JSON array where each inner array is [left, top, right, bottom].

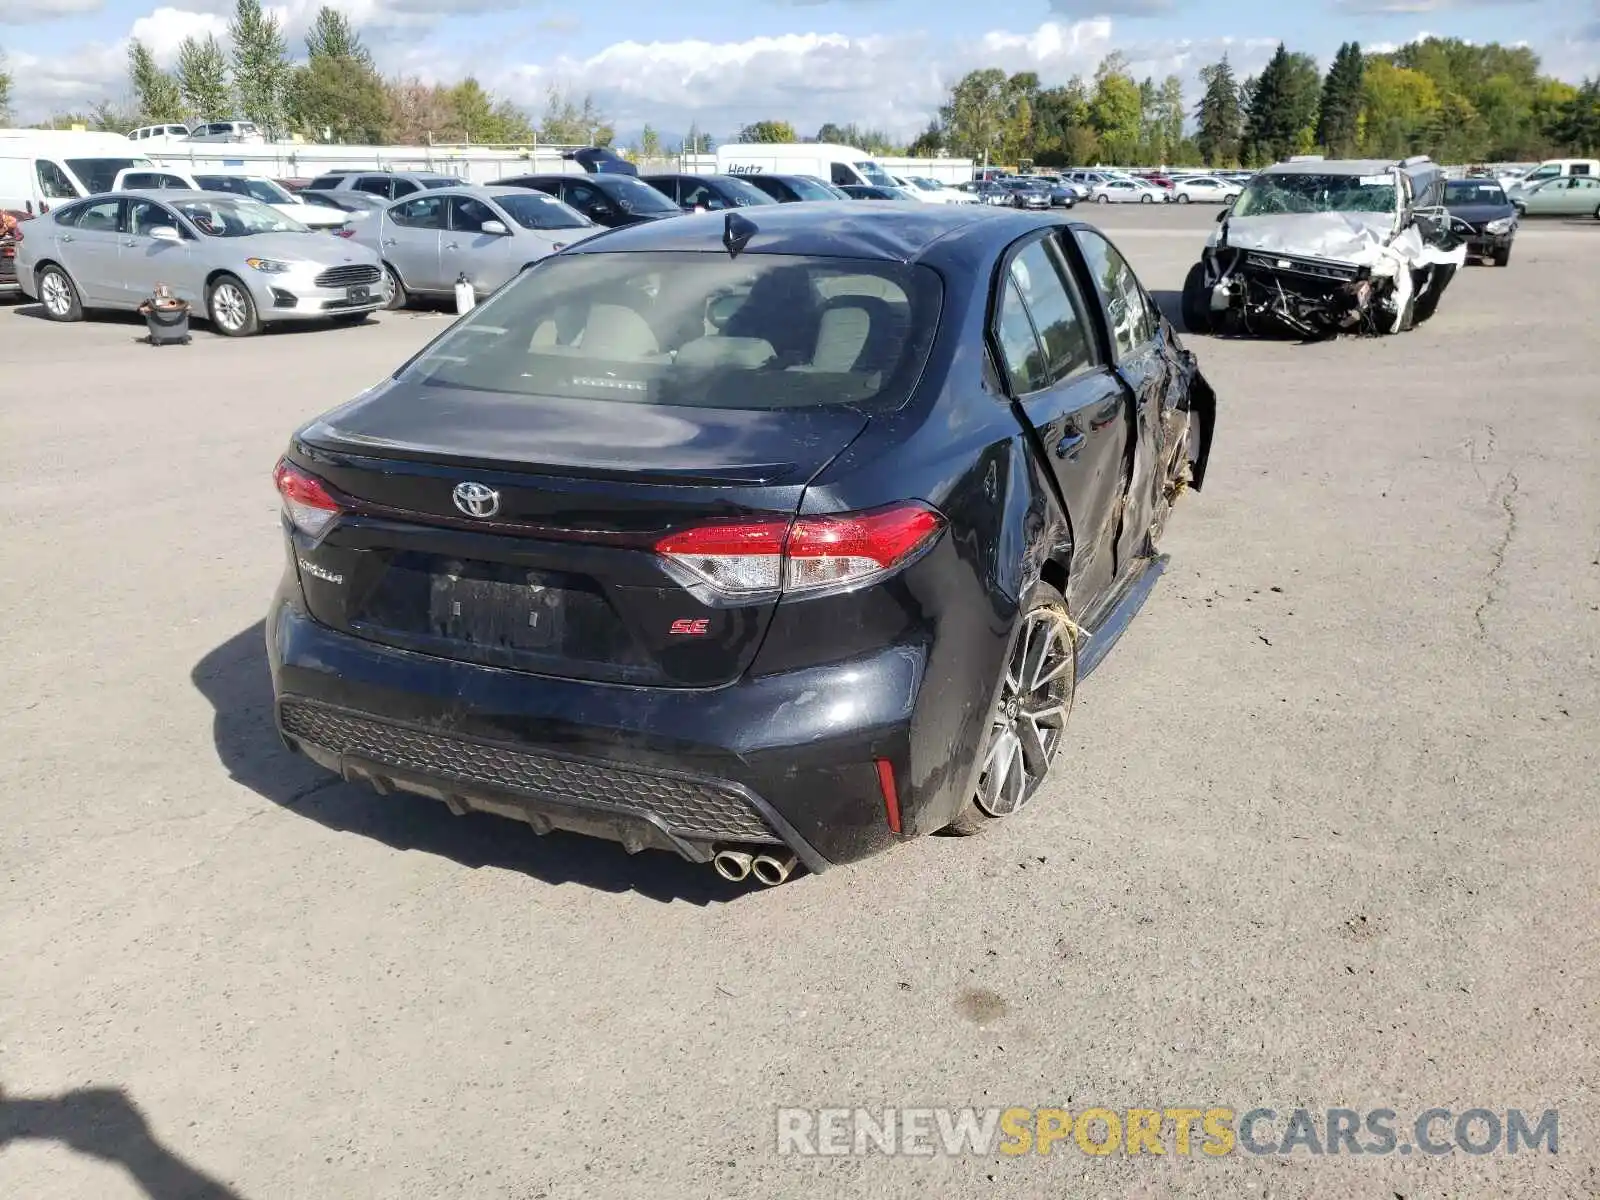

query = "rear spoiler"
[[566, 147, 638, 177]]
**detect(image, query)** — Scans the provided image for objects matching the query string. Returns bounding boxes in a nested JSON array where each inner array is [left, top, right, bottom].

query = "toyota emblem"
[[452, 481, 500, 518]]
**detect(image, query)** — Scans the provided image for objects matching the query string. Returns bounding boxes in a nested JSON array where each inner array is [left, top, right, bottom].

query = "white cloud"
[[0, 0, 100, 23]]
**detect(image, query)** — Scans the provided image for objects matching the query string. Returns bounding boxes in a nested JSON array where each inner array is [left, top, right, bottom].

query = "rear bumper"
[[266, 596, 937, 869]]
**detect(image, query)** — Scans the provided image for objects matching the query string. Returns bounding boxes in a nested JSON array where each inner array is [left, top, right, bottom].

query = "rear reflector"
[[273, 458, 341, 537], [655, 502, 944, 598]]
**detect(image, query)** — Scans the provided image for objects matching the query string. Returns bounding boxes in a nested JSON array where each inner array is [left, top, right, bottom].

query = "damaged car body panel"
[[1182, 157, 1470, 338]]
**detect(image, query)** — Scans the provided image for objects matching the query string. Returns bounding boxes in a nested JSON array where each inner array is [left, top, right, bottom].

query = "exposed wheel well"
[[34, 259, 65, 280], [1039, 557, 1070, 600]]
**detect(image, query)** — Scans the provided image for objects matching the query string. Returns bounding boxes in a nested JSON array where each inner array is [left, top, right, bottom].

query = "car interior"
[[412, 258, 928, 410]]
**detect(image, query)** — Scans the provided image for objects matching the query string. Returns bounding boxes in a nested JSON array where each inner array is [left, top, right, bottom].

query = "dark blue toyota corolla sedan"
[[266, 203, 1216, 886]]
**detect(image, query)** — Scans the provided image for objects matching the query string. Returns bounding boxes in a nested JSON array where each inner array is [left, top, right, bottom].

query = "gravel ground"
[[2, 206, 1596, 1199]]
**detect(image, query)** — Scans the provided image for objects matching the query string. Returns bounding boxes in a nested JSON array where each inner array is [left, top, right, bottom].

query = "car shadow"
[[5, 303, 385, 339], [191, 623, 758, 904], [0, 1083, 245, 1200]]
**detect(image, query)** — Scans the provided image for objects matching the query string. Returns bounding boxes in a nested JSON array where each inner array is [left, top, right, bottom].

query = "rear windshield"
[[399, 251, 942, 412], [197, 175, 292, 205], [601, 177, 681, 215], [419, 178, 459, 189], [782, 176, 843, 202], [66, 158, 146, 194], [492, 192, 590, 230]]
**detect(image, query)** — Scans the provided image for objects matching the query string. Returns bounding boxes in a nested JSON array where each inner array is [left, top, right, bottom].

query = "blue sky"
[[3, 0, 1596, 136]]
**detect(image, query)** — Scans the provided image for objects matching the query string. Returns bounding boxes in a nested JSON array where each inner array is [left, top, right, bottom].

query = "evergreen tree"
[[1195, 56, 1243, 166], [1317, 43, 1364, 156], [228, 0, 292, 137], [176, 35, 230, 123], [304, 7, 370, 66], [1244, 43, 1320, 164]]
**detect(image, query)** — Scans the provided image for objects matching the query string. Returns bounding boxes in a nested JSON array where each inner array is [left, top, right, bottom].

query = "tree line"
[[921, 38, 1598, 167], [8, 22, 1599, 163]]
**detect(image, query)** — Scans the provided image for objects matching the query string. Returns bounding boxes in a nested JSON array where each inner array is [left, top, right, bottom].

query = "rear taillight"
[[273, 458, 341, 537], [655, 502, 944, 598], [332, 227, 355, 238]]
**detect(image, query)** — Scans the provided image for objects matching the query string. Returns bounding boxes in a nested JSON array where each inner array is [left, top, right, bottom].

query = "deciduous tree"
[[128, 39, 183, 123], [228, 0, 292, 136], [176, 35, 230, 123], [737, 120, 796, 143]]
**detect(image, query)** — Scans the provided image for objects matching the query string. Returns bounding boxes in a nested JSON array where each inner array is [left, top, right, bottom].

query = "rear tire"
[[36, 264, 83, 322], [1141, 194, 1154, 204], [381, 263, 408, 311], [207, 274, 259, 336], [1180, 261, 1213, 334], [943, 583, 1077, 837], [1178, 193, 1191, 204]]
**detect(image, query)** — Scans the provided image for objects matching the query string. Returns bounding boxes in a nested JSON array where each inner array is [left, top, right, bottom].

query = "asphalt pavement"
[[2, 205, 1596, 1198]]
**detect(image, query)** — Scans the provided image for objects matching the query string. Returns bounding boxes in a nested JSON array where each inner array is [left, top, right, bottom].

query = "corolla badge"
[[452, 481, 500, 518]]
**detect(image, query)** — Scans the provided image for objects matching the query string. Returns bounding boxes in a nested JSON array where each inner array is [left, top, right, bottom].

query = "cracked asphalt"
[[2, 207, 1597, 1199]]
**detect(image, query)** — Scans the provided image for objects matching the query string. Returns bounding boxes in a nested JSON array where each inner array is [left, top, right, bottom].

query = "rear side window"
[[70, 198, 122, 232], [308, 174, 346, 190], [355, 176, 393, 197], [401, 252, 943, 412], [390, 196, 445, 229], [995, 279, 1048, 394], [1008, 239, 1094, 383]]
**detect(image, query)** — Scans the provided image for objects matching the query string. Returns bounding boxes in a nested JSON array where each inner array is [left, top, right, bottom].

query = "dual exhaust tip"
[[712, 848, 798, 886]]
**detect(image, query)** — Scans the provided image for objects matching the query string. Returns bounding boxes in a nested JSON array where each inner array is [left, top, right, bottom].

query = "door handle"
[[381, 237, 397, 246], [1055, 431, 1087, 460], [58, 234, 73, 242], [445, 242, 459, 250], [121, 239, 138, 247]]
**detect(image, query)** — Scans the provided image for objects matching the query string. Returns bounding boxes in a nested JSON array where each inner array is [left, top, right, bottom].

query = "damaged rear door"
[[990, 231, 1130, 612]]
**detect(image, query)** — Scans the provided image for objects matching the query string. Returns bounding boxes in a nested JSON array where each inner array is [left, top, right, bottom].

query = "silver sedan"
[[15, 190, 383, 335], [347, 185, 601, 309]]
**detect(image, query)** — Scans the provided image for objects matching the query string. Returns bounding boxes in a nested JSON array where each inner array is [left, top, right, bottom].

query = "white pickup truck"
[[109, 166, 349, 229]]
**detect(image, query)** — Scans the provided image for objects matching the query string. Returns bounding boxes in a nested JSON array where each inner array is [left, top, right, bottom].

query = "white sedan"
[[1090, 178, 1169, 204], [110, 167, 350, 229], [1171, 176, 1243, 204]]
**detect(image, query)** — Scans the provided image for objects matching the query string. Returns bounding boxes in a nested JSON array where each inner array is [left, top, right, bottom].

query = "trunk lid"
[[287, 377, 868, 687]]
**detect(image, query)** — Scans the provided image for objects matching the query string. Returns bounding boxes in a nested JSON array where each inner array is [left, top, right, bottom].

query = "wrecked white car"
[[1182, 156, 1470, 339]]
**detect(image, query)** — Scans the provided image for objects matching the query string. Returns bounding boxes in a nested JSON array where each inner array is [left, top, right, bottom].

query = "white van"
[[129, 123, 192, 143], [0, 131, 152, 215], [1505, 158, 1600, 197], [716, 142, 898, 189]]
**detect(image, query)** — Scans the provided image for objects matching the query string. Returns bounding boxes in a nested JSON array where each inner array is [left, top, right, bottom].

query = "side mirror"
[[150, 225, 181, 242], [479, 219, 509, 236], [1215, 208, 1229, 223], [588, 202, 615, 218]]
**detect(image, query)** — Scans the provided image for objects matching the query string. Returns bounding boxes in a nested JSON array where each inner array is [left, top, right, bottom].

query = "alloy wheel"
[[974, 607, 1076, 818], [41, 271, 71, 316], [212, 282, 248, 332]]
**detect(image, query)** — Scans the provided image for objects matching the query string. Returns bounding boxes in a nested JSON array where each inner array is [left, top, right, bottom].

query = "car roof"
[[561, 202, 1064, 264], [1262, 159, 1402, 176]]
